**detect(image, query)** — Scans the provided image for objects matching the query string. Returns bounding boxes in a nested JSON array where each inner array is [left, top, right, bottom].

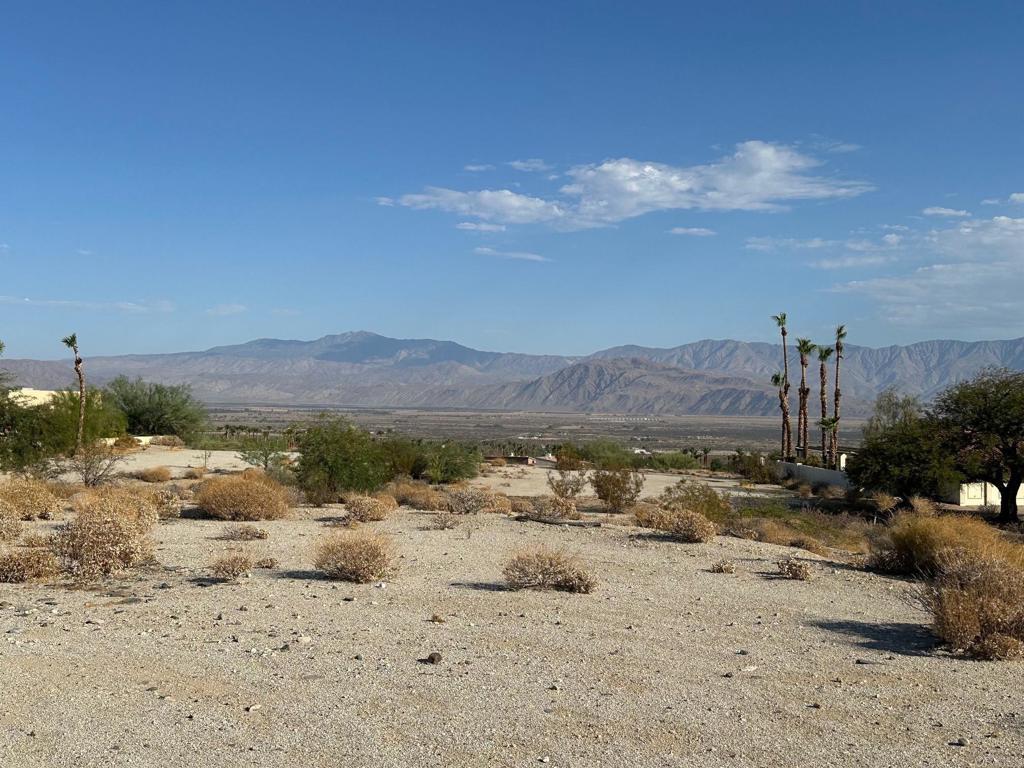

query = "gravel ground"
[[3, 497, 1023, 768]]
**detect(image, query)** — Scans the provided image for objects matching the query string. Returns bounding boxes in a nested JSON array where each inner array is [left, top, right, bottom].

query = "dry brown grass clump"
[[112, 435, 142, 452], [482, 492, 513, 515], [503, 545, 596, 593], [870, 513, 1024, 576], [371, 492, 399, 511], [0, 548, 60, 582], [150, 435, 185, 448], [195, 474, 290, 521], [0, 500, 23, 541], [777, 558, 812, 580], [446, 487, 492, 515], [210, 552, 253, 580], [659, 481, 732, 519], [0, 478, 63, 520], [429, 512, 460, 530], [20, 531, 54, 549], [532, 495, 581, 520], [710, 559, 736, 574], [923, 551, 1024, 660], [871, 491, 899, 517], [817, 484, 847, 500], [254, 556, 278, 569], [184, 467, 207, 480], [634, 503, 716, 543], [346, 495, 392, 522], [143, 488, 182, 519], [387, 480, 448, 511], [137, 466, 172, 483], [314, 530, 396, 582], [52, 491, 157, 579], [509, 497, 535, 517], [908, 495, 938, 516], [220, 524, 269, 541]]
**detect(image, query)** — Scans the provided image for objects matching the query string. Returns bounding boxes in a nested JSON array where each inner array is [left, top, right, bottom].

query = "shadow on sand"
[[812, 619, 937, 657]]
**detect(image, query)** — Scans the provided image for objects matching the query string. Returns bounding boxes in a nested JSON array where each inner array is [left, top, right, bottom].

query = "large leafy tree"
[[932, 368, 1024, 523], [104, 376, 206, 438]]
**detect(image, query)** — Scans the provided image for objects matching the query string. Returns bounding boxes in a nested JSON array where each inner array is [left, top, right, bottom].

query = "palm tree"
[[818, 416, 839, 468], [771, 313, 792, 458], [771, 372, 791, 460], [795, 338, 814, 460], [832, 324, 847, 469], [816, 345, 833, 464], [62, 333, 86, 455]]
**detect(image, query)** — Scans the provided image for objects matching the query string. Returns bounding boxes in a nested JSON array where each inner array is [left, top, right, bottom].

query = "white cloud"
[[981, 198, 1002, 205], [746, 236, 837, 251], [395, 141, 872, 229], [375, 196, 395, 207], [0, 296, 174, 313], [811, 254, 888, 269], [508, 158, 552, 172], [669, 227, 716, 236], [205, 303, 247, 316], [473, 246, 549, 263], [456, 222, 506, 232], [464, 164, 495, 172], [881, 224, 910, 231], [923, 206, 970, 217], [1011, 193, 1024, 204]]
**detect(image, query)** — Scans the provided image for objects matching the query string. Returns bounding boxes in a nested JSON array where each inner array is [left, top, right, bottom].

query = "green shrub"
[[103, 376, 206, 439], [591, 467, 644, 512], [658, 481, 732, 520], [293, 417, 392, 503]]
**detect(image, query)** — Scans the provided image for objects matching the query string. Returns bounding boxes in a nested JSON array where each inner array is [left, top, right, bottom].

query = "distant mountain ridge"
[[3, 330, 1023, 417]]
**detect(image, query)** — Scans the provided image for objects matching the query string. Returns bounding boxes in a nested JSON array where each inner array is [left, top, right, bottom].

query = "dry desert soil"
[[2, 449, 1023, 767]]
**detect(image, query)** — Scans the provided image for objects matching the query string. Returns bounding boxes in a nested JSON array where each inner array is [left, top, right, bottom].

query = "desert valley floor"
[[2, 449, 1022, 767]]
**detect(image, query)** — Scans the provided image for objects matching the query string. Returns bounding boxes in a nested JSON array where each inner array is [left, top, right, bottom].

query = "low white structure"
[[775, 461, 850, 489], [943, 481, 1024, 508]]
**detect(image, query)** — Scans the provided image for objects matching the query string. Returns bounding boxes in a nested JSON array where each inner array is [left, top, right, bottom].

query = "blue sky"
[[2, 2, 1023, 359]]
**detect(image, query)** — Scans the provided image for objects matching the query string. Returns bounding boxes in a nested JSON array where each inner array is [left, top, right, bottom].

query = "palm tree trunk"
[[819, 363, 828, 463], [832, 353, 842, 469], [798, 360, 809, 460], [781, 335, 791, 458], [777, 390, 786, 458], [74, 354, 85, 455]]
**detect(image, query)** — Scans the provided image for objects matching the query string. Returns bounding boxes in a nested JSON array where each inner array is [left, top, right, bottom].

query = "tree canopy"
[[103, 376, 206, 438]]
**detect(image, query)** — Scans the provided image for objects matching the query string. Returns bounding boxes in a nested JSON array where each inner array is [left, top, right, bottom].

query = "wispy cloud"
[[205, 303, 247, 316], [0, 296, 175, 313], [669, 227, 716, 236], [923, 206, 970, 217], [473, 246, 550, 263], [456, 221, 506, 232], [811, 254, 888, 269], [464, 163, 495, 172], [508, 158, 551, 172], [1011, 192, 1024, 204], [375, 196, 395, 207], [746, 236, 837, 251], [392, 141, 872, 230]]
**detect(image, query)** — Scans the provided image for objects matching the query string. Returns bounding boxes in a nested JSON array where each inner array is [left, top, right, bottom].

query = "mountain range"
[[4, 330, 1024, 417]]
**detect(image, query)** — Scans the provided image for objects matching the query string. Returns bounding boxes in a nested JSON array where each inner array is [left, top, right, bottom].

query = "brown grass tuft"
[[710, 559, 736, 574], [195, 474, 290, 521], [371, 492, 399, 511], [503, 545, 596, 593], [634, 503, 716, 543], [137, 466, 172, 483], [0, 548, 60, 582], [20, 531, 54, 549], [446, 487, 491, 515], [509, 497, 535, 516], [346, 495, 392, 522], [908, 495, 938, 516], [210, 552, 253, 580], [777, 558, 812, 580], [314, 530, 396, 583], [387, 480, 448, 511], [52, 490, 157, 579], [0, 478, 63, 520], [184, 467, 207, 480], [220, 524, 269, 541], [429, 512, 460, 530], [0, 499, 23, 541]]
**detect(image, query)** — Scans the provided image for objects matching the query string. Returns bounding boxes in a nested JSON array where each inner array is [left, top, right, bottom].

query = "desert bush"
[[0, 500, 23, 541], [220, 524, 269, 541], [210, 552, 253, 580], [870, 513, 1024, 576], [788, 536, 829, 556], [722, 500, 871, 554], [112, 435, 142, 451], [254, 556, 278, 569], [371, 492, 398, 511], [146, 488, 181, 519], [430, 511, 460, 530], [149, 435, 186, 448], [525, 495, 580, 520], [446, 487, 491, 515], [0, 477, 63, 520], [0, 548, 60, 582], [503, 545, 596, 593], [870, 491, 899, 517], [710, 559, 736, 574], [422, 442, 482, 485], [908, 495, 938, 516], [293, 417, 392, 503], [488, 457, 507, 467], [137, 466, 172, 483], [19, 531, 54, 549], [634, 504, 716, 543], [658, 481, 732, 521], [816, 484, 846, 500], [346, 495, 392, 522], [509, 497, 535, 516], [777, 558, 812, 580], [195, 475, 290, 521], [52, 492, 157, 579], [591, 468, 644, 512], [184, 467, 207, 479], [67, 444, 127, 486], [922, 551, 1024, 660], [482, 491, 513, 515], [386, 479, 448, 511], [797, 483, 813, 499], [314, 530, 396, 582], [547, 469, 589, 500]]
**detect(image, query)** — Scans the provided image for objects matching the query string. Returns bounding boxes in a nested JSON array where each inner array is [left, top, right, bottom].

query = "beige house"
[[943, 481, 1024, 508], [9, 388, 60, 406]]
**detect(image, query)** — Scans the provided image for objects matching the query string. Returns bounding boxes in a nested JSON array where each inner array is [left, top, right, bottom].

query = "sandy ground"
[[2, 457, 1023, 767]]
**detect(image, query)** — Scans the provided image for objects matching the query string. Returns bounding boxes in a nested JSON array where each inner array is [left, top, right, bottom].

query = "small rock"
[[421, 652, 443, 664], [245, 704, 261, 712], [952, 737, 969, 747], [430, 614, 445, 623]]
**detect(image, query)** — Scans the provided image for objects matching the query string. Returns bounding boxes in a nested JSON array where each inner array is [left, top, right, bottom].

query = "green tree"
[[104, 376, 206, 438], [795, 338, 815, 459], [44, 390, 127, 453], [237, 434, 289, 471], [862, 387, 922, 440], [932, 369, 1024, 523], [293, 417, 391, 503], [831, 324, 847, 468]]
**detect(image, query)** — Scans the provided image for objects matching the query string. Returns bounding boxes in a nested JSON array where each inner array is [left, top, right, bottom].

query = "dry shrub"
[[136, 466, 170, 483], [908, 495, 938, 517], [254, 556, 278, 569], [67, 444, 127, 486], [871, 491, 899, 516], [210, 552, 253, 580], [314, 530, 396, 583], [923, 551, 1024, 660], [488, 457, 507, 467], [0, 548, 60, 582], [509, 497, 535, 516], [387, 480, 448, 511], [146, 488, 181, 519], [430, 512, 460, 530], [482, 492, 513, 515], [52, 491, 157, 579], [220, 524, 269, 541], [531, 495, 580, 520], [547, 469, 590, 500], [20, 531, 54, 549], [503, 545, 596, 593], [0, 478, 63, 520], [777, 558, 812, 580], [710, 559, 736, 574], [817, 484, 847, 500], [184, 467, 207, 480], [788, 536, 829, 556], [346, 495, 391, 522], [150, 435, 185, 448], [371, 492, 399, 511], [591, 468, 644, 512], [797, 483, 813, 499], [658, 481, 732, 520], [0, 500, 23, 541], [195, 475, 290, 521], [635, 504, 716, 543], [446, 487, 492, 515], [870, 513, 1024, 576]]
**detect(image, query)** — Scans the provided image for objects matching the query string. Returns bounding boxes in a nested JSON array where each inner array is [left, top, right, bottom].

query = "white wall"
[[775, 462, 850, 489], [950, 482, 1024, 507]]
